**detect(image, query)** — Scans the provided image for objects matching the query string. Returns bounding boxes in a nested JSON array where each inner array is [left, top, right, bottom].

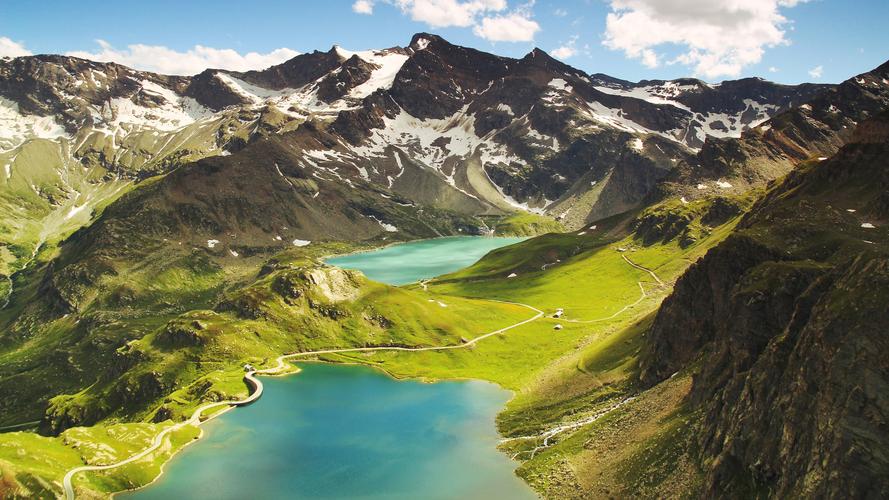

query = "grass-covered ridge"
[[0, 189, 754, 499], [319, 194, 755, 498], [488, 212, 565, 237]]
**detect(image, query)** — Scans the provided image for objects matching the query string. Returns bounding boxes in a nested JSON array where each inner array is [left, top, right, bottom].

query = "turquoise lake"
[[124, 237, 536, 499], [325, 236, 525, 285], [123, 365, 535, 499]]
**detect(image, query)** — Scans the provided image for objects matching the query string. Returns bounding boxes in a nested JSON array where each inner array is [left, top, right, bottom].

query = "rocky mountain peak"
[[408, 32, 444, 51], [852, 107, 889, 143], [517, 47, 573, 74]]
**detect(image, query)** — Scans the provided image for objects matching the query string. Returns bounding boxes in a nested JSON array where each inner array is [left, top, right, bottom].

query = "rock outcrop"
[[641, 111, 889, 497]]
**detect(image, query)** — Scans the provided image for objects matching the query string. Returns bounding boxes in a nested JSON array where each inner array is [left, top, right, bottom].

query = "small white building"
[[243, 364, 255, 372], [554, 324, 563, 330]]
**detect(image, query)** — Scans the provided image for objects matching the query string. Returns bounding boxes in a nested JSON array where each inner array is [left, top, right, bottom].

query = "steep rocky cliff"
[[642, 110, 889, 497]]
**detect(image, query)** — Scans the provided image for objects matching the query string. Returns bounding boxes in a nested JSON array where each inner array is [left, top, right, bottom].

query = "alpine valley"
[[1, 32, 888, 499]]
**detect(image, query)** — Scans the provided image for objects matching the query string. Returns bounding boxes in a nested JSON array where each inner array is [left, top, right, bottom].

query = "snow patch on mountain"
[[93, 79, 213, 134], [742, 99, 780, 128], [348, 52, 409, 99], [0, 97, 69, 152], [413, 37, 432, 51], [594, 83, 693, 112], [215, 73, 283, 105], [548, 78, 572, 92], [583, 100, 654, 135], [349, 106, 485, 170], [496, 103, 515, 116], [368, 215, 398, 232], [524, 126, 560, 150]]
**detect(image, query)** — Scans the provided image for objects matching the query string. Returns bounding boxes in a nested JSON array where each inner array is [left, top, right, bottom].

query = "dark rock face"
[[699, 255, 889, 498], [389, 34, 512, 120], [641, 235, 783, 384], [184, 69, 249, 109], [641, 112, 889, 497], [329, 91, 400, 145], [151, 405, 173, 423], [666, 61, 889, 191], [273, 272, 304, 304], [316, 55, 374, 103], [237, 48, 343, 90], [701, 196, 744, 226], [678, 78, 824, 116]]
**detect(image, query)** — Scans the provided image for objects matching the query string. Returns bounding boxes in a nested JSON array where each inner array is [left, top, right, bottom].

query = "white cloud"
[[353, 0, 375, 14], [808, 64, 823, 79], [768, 66, 779, 73], [473, 11, 540, 42], [65, 40, 299, 75], [356, 0, 537, 42], [0, 36, 32, 58], [393, 0, 507, 28], [554, 8, 567, 16], [603, 0, 809, 79], [551, 36, 578, 59], [640, 48, 659, 68]]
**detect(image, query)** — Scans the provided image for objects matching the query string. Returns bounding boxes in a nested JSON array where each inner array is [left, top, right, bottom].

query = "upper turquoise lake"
[[123, 237, 536, 499], [325, 236, 525, 285]]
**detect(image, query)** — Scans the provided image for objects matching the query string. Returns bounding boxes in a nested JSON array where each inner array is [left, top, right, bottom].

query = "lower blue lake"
[[325, 236, 525, 285], [124, 237, 536, 499], [123, 364, 535, 499]]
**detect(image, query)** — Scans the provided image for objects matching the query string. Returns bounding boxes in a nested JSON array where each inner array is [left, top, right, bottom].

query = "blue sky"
[[1, 0, 887, 84]]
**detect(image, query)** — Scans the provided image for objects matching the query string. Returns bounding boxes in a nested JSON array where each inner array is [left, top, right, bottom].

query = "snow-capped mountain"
[[4, 32, 879, 273], [0, 34, 825, 194]]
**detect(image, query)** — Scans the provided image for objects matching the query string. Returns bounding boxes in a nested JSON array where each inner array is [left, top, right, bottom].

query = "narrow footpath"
[[62, 300, 543, 500], [564, 254, 665, 325]]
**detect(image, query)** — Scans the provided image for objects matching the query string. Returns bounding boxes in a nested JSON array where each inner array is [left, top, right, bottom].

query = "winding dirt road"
[[62, 300, 542, 499], [61, 255, 665, 499], [621, 254, 664, 286], [564, 254, 664, 324], [63, 372, 264, 500]]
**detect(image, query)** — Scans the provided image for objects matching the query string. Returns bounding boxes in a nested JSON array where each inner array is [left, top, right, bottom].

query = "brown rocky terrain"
[[641, 110, 889, 497]]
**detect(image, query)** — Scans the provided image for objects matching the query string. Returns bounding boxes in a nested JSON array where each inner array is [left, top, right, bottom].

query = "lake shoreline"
[[73, 236, 538, 499], [109, 358, 530, 499], [325, 235, 526, 285], [121, 363, 537, 499], [320, 234, 524, 265]]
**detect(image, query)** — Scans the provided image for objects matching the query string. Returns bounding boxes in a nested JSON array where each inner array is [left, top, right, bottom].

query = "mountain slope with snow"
[[0, 33, 840, 278]]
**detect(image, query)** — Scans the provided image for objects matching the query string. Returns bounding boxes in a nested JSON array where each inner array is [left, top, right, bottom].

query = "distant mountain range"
[[1, 34, 853, 269]]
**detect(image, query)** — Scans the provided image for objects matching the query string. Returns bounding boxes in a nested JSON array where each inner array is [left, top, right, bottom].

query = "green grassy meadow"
[[0, 192, 750, 498]]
